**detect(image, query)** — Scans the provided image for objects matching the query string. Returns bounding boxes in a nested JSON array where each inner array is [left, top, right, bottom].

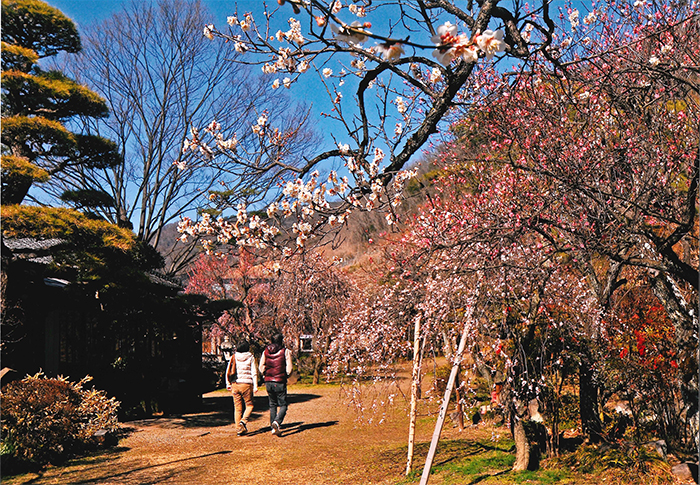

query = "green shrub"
[[1, 373, 120, 472]]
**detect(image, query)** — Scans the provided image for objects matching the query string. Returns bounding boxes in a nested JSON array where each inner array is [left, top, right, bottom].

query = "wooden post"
[[419, 319, 472, 485], [406, 315, 422, 475]]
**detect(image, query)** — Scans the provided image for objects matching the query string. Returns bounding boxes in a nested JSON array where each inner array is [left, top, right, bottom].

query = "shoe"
[[271, 421, 280, 436], [237, 421, 247, 436]]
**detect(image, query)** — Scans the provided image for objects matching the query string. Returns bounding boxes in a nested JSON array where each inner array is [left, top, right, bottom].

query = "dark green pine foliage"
[[1, 0, 121, 206], [0, 2, 206, 421]]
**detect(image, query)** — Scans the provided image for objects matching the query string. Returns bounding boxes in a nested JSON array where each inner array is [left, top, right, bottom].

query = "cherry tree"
[[456, 0, 699, 444], [185, 249, 274, 345], [177, 0, 567, 252], [397, 160, 606, 470], [268, 251, 358, 383]]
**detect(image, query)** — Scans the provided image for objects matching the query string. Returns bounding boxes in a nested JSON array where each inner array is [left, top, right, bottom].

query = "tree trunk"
[[454, 367, 465, 431], [546, 368, 564, 457], [579, 356, 602, 443], [406, 315, 422, 476], [512, 416, 530, 472], [312, 351, 323, 385]]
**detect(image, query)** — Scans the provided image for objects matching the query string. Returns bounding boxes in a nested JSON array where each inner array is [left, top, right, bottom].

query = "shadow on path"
[[171, 393, 323, 429], [243, 420, 339, 438], [24, 450, 232, 485], [280, 420, 339, 437]]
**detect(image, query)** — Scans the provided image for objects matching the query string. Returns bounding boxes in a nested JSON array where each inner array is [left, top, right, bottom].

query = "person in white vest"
[[225, 340, 258, 436]]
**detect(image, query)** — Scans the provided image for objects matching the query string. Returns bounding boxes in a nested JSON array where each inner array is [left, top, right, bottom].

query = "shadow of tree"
[[23, 450, 232, 485]]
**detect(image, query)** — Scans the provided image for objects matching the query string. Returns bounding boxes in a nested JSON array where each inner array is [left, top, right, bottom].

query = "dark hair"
[[271, 333, 283, 347], [236, 341, 250, 353]]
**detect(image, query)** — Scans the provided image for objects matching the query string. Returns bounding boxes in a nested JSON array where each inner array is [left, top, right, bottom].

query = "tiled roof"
[[147, 272, 183, 290], [4, 237, 183, 290], [4, 238, 65, 251]]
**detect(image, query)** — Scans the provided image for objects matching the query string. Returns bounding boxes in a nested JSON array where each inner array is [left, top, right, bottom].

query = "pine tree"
[[0, 0, 145, 286], [1, 0, 121, 206]]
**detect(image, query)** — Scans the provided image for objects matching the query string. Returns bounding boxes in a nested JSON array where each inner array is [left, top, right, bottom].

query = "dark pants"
[[265, 381, 288, 426]]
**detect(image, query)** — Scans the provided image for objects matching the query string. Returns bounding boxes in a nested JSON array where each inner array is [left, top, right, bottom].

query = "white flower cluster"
[[348, 4, 366, 17], [227, 12, 253, 31], [431, 22, 505, 66], [568, 9, 580, 30], [181, 126, 213, 161], [269, 170, 354, 247], [275, 18, 305, 45], [392, 168, 418, 194], [180, 121, 239, 166], [252, 113, 268, 135], [177, 208, 281, 251], [262, 47, 297, 74], [583, 11, 597, 25], [350, 58, 366, 72], [395, 96, 407, 114]]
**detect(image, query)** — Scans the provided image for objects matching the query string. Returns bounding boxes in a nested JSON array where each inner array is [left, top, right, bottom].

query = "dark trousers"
[[265, 381, 288, 426]]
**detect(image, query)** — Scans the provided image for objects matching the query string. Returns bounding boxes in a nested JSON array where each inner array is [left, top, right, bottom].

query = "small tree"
[[185, 249, 274, 346], [271, 252, 357, 383], [1, 0, 139, 337]]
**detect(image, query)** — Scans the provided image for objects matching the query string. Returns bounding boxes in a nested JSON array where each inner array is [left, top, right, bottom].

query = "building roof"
[[3, 237, 66, 264], [4, 237, 183, 290], [4, 237, 65, 251], [147, 271, 184, 290]]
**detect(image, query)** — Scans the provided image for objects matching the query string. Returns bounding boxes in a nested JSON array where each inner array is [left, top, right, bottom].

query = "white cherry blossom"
[[476, 29, 506, 60]]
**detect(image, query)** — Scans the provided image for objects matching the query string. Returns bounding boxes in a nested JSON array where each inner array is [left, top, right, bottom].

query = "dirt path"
[[4, 380, 436, 485]]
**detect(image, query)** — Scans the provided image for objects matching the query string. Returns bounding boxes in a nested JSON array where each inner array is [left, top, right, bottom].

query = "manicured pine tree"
[[1, 0, 121, 207], [0, 0, 143, 299]]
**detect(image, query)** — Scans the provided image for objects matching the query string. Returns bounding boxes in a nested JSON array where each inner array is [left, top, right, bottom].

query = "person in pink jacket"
[[225, 340, 258, 436]]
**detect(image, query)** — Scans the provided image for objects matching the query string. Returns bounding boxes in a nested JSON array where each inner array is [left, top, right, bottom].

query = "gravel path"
[[4, 382, 428, 485]]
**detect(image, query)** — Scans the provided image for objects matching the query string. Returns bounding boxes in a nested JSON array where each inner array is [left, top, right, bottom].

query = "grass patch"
[[440, 450, 515, 478], [509, 469, 575, 484], [396, 437, 580, 485]]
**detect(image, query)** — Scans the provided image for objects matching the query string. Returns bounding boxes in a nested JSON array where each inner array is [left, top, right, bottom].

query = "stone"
[[671, 463, 698, 484], [643, 439, 667, 461]]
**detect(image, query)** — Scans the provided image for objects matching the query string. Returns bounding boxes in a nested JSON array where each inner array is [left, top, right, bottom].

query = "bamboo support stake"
[[419, 317, 472, 485], [406, 315, 422, 475]]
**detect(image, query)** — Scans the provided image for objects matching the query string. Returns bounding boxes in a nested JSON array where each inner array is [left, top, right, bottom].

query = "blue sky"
[[46, 0, 344, 153], [47, 0, 242, 28]]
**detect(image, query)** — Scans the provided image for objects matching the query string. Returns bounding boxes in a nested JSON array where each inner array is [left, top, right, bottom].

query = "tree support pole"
[[419, 319, 471, 485], [406, 315, 422, 475]]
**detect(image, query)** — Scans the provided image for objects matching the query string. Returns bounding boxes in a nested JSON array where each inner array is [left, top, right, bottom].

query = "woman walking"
[[225, 340, 258, 436]]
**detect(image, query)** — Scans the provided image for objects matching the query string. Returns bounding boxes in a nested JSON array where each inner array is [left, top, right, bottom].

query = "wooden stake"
[[419, 319, 471, 485], [406, 315, 422, 475]]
